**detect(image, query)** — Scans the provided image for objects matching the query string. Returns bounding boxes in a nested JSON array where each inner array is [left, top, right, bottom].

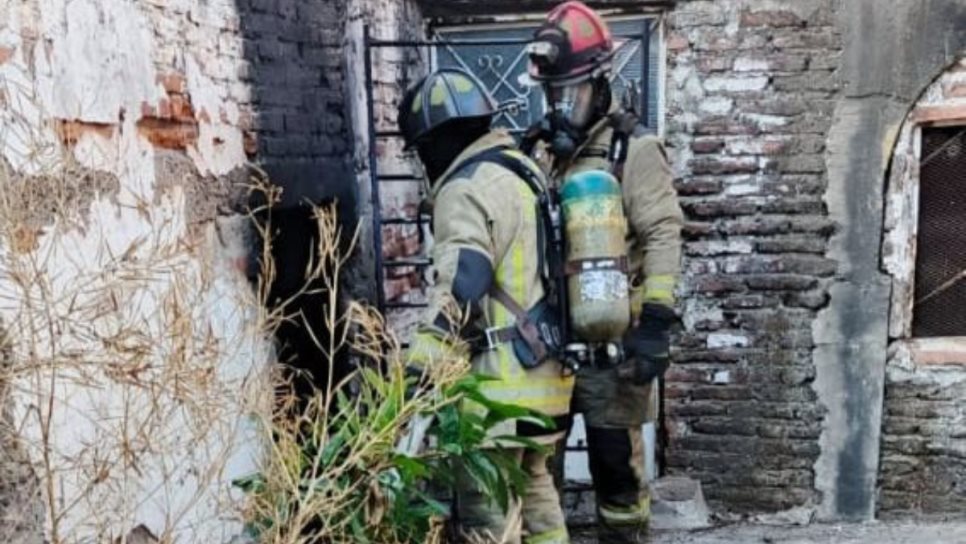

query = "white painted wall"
[[0, 1, 269, 541]]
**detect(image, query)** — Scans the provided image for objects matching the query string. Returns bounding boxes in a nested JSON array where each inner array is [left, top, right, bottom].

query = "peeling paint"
[[0, 0, 271, 540]]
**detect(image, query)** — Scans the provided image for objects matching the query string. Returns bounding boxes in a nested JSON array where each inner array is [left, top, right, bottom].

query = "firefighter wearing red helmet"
[[525, 2, 684, 542]]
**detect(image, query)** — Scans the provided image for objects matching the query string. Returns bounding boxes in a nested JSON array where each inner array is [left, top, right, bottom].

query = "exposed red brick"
[[243, 131, 258, 158], [689, 157, 760, 175], [238, 109, 254, 131], [943, 83, 966, 98], [762, 140, 790, 155], [691, 139, 726, 154], [912, 104, 966, 125], [682, 221, 714, 239], [667, 33, 690, 52], [169, 94, 195, 122], [157, 99, 172, 119], [697, 56, 733, 73], [137, 118, 199, 150], [197, 107, 212, 124], [694, 117, 759, 136], [675, 177, 723, 196], [740, 10, 803, 28], [0, 46, 15, 65], [54, 119, 115, 146], [158, 73, 186, 94]]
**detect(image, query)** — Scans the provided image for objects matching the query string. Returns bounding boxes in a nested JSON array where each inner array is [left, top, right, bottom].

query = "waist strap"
[[484, 285, 548, 362]]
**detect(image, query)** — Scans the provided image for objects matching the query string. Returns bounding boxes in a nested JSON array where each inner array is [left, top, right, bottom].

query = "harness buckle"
[[483, 326, 505, 351]]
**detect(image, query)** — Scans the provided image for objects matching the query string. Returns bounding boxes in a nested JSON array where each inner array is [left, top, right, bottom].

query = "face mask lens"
[[546, 82, 594, 129]]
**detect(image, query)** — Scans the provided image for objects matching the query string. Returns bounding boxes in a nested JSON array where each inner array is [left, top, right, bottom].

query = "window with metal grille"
[[433, 17, 663, 134], [912, 126, 966, 337]]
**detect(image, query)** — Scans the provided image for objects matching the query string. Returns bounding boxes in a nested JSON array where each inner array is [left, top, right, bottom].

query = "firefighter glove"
[[620, 303, 676, 386]]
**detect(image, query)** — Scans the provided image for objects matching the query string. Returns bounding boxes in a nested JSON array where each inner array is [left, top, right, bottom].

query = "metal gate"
[[913, 126, 966, 337], [364, 20, 656, 317]]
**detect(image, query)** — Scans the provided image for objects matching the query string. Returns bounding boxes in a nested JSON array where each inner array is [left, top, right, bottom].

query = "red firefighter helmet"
[[526, 1, 614, 86]]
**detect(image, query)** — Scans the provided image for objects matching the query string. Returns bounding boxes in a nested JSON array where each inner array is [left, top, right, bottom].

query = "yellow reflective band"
[[460, 391, 571, 420], [475, 382, 574, 413], [511, 242, 526, 315], [479, 375, 576, 390], [524, 526, 569, 544], [407, 331, 465, 369], [493, 256, 513, 379], [630, 284, 646, 317], [599, 495, 651, 525], [642, 274, 677, 305], [475, 391, 573, 410], [497, 343, 513, 380]]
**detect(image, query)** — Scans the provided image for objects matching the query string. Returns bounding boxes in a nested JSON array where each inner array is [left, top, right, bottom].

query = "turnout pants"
[[457, 446, 569, 544], [556, 364, 654, 542]]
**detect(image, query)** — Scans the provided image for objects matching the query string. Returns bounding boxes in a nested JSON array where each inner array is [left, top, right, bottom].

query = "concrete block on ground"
[[651, 477, 713, 531]]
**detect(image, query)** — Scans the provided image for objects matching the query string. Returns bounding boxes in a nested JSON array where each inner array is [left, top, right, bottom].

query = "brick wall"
[[662, 0, 841, 513], [878, 58, 966, 517], [347, 0, 966, 519], [236, 0, 353, 205], [878, 361, 966, 515], [356, 0, 429, 338]]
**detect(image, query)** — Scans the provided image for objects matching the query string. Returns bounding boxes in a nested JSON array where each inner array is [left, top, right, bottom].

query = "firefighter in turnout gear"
[[524, 2, 684, 542], [399, 69, 574, 544]]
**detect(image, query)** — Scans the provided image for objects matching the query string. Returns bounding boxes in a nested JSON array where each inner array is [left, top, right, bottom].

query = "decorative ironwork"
[[435, 18, 659, 131]]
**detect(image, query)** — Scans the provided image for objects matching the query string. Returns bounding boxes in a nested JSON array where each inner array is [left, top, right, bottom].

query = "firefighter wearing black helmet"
[[399, 68, 573, 544], [524, 2, 684, 542]]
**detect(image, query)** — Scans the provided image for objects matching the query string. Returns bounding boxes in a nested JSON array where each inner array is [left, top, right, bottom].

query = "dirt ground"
[[571, 518, 966, 543]]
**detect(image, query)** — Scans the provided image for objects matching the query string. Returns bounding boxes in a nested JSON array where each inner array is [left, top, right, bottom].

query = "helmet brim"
[[403, 113, 495, 150], [522, 54, 615, 88]]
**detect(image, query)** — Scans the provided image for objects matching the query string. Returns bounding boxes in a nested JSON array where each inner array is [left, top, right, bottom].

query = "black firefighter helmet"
[[397, 68, 496, 149]]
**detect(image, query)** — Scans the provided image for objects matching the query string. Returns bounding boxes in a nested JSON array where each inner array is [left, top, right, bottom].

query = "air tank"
[[560, 170, 631, 342]]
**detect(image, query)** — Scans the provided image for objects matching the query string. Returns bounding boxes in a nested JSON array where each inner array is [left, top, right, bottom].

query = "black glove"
[[620, 304, 676, 386]]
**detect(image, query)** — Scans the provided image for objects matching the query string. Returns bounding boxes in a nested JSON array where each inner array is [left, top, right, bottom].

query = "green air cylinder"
[[560, 170, 631, 342]]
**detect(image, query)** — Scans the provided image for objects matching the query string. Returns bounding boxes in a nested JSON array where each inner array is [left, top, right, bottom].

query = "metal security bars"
[[913, 125, 966, 337], [436, 18, 661, 131], [364, 20, 656, 315]]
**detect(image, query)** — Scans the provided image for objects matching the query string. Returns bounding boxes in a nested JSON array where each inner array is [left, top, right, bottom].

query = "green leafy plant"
[[235, 355, 551, 544], [234, 205, 551, 544]]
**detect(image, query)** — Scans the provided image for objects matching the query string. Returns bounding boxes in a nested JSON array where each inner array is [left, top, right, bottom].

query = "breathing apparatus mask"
[[538, 77, 611, 160]]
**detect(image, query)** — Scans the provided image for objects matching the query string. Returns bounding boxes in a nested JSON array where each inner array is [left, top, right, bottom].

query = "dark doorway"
[[235, 0, 358, 397]]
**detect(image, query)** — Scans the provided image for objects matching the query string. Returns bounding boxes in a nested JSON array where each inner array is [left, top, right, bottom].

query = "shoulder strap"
[[438, 146, 545, 197], [438, 145, 560, 304], [488, 284, 548, 362], [607, 110, 638, 183]]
